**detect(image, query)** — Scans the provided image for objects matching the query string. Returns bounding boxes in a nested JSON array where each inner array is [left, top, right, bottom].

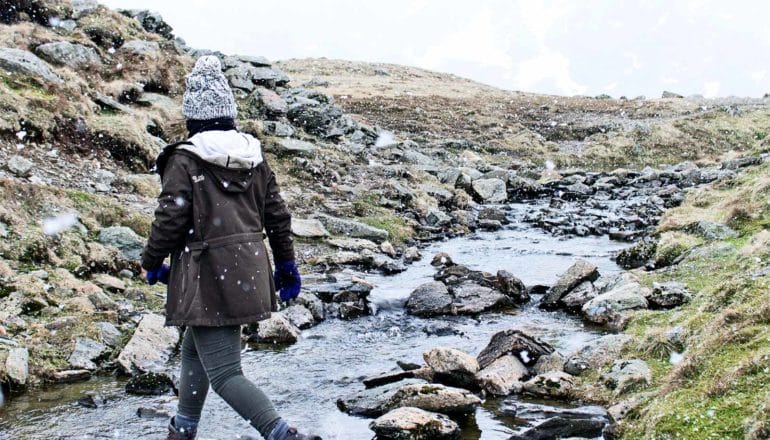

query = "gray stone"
[[35, 41, 101, 68], [601, 359, 652, 394], [327, 237, 379, 251], [116, 313, 180, 374], [0, 48, 62, 84], [582, 281, 649, 325], [274, 138, 317, 157], [71, 0, 99, 18], [521, 371, 576, 399], [502, 400, 609, 425], [252, 87, 288, 116], [370, 407, 460, 440], [510, 416, 606, 440], [291, 218, 329, 238], [405, 282, 454, 317], [283, 305, 315, 329], [649, 282, 691, 308], [315, 213, 389, 243], [98, 226, 144, 261], [662, 91, 684, 98], [425, 209, 451, 227], [477, 329, 554, 368], [451, 281, 511, 315], [471, 178, 507, 203], [50, 369, 91, 383], [6, 347, 29, 386], [121, 10, 174, 39], [91, 273, 126, 292], [7, 155, 34, 177], [119, 40, 161, 57], [684, 220, 738, 241], [55, 19, 78, 32], [262, 121, 294, 137], [560, 281, 598, 309], [532, 351, 566, 375], [295, 293, 325, 321], [540, 259, 599, 309], [385, 383, 481, 415], [566, 334, 633, 374], [68, 337, 108, 371], [337, 379, 426, 417], [89, 289, 117, 311], [495, 270, 529, 303], [223, 54, 272, 68], [423, 347, 479, 388], [96, 321, 122, 347], [256, 313, 300, 344], [94, 93, 132, 114], [475, 354, 527, 396]]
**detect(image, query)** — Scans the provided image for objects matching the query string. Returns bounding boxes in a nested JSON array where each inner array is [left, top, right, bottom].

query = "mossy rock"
[[616, 239, 657, 269]]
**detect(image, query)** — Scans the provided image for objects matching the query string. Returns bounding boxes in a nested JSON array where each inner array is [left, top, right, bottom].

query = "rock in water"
[[451, 281, 512, 315], [475, 354, 528, 396], [540, 259, 599, 309], [5, 347, 29, 386], [370, 407, 460, 440], [68, 338, 108, 371], [510, 416, 606, 440], [0, 48, 62, 84], [125, 372, 175, 395], [423, 347, 479, 388], [116, 313, 180, 374], [385, 383, 481, 415], [495, 270, 529, 303], [477, 329, 554, 368], [521, 371, 576, 399], [405, 282, 453, 317], [282, 305, 315, 329], [256, 313, 301, 343], [581, 281, 649, 325], [337, 379, 426, 417]]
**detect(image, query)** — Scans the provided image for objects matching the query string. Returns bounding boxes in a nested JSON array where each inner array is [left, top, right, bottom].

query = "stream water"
[[0, 205, 626, 440]]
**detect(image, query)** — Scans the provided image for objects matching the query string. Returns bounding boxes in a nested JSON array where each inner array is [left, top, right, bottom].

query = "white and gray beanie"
[[182, 56, 238, 120]]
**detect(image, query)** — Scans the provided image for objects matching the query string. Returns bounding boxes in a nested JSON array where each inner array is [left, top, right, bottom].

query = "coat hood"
[[180, 130, 264, 169]]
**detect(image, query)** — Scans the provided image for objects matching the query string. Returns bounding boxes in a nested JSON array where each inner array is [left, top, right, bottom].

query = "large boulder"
[[510, 416, 606, 440], [98, 226, 144, 261], [423, 347, 479, 388], [601, 359, 652, 395], [582, 281, 649, 325], [256, 313, 301, 344], [116, 313, 180, 374], [405, 282, 454, 317], [0, 48, 62, 84], [450, 281, 511, 315], [282, 304, 315, 329], [471, 178, 507, 203], [314, 214, 389, 243], [385, 383, 481, 415], [337, 379, 425, 417], [540, 259, 599, 309], [35, 41, 101, 69], [559, 281, 598, 309], [475, 354, 528, 396], [370, 407, 460, 440], [477, 329, 554, 368], [495, 270, 529, 303], [521, 371, 576, 399]]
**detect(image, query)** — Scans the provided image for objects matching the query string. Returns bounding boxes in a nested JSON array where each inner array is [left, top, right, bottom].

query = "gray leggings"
[[177, 326, 280, 437]]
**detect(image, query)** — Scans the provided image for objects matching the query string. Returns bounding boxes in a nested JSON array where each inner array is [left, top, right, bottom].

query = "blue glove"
[[274, 260, 301, 302], [146, 264, 170, 285]]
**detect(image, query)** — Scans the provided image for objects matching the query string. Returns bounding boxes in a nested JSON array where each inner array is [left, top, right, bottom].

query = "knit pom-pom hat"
[[182, 55, 238, 120]]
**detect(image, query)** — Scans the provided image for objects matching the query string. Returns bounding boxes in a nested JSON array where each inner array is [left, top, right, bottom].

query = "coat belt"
[[188, 232, 265, 261]]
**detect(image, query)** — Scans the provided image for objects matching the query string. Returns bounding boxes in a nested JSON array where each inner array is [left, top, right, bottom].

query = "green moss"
[[360, 213, 414, 244]]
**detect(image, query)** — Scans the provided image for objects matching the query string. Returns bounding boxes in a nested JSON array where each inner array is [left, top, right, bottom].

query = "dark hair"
[[186, 118, 237, 137]]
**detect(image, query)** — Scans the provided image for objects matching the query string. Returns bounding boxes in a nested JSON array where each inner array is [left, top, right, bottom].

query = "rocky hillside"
[[0, 1, 770, 439]]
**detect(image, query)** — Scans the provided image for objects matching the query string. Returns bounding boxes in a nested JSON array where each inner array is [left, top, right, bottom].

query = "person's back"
[[141, 56, 319, 440]]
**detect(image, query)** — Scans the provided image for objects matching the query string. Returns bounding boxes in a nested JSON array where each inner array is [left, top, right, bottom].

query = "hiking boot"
[[166, 417, 197, 440], [286, 427, 322, 440]]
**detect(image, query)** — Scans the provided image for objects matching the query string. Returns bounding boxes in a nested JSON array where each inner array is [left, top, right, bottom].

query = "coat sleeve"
[[263, 161, 295, 263], [141, 154, 193, 270]]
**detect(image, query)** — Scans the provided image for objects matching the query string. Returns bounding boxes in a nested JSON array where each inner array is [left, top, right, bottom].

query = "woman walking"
[[141, 56, 319, 440]]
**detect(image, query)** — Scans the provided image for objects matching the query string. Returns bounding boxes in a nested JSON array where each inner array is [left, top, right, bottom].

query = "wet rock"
[[532, 351, 565, 375], [137, 405, 173, 419], [96, 322, 122, 347], [423, 347, 479, 388], [68, 337, 109, 371], [274, 138, 317, 157], [370, 407, 460, 440], [339, 300, 368, 319], [510, 416, 606, 440], [315, 214, 389, 243], [119, 40, 161, 57], [431, 252, 454, 267], [540, 259, 599, 309], [601, 359, 652, 394], [116, 313, 180, 374], [385, 383, 481, 415], [423, 323, 463, 337], [434, 265, 472, 285], [450, 281, 511, 315], [5, 347, 29, 386], [684, 220, 738, 241], [50, 369, 91, 383], [563, 356, 590, 376], [0, 48, 62, 84], [283, 304, 315, 329], [35, 41, 101, 69], [256, 313, 301, 343], [77, 392, 108, 408], [477, 329, 554, 369], [559, 281, 597, 310], [478, 219, 502, 230], [7, 155, 34, 177], [364, 370, 417, 389], [405, 282, 453, 317], [495, 270, 529, 303], [508, 175, 543, 199], [582, 281, 649, 325], [291, 218, 329, 238], [471, 178, 507, 203], [648, 282, 691, 308], [98, 226, 144, 261], [295, 293, 325, 321], [125, 372, 175, 395], [337, 379, 426, 417], [521, 371, 576, 399], [475, 354, 527, 396], [478, 207, 507, 223], [501, 400, 608, 424]]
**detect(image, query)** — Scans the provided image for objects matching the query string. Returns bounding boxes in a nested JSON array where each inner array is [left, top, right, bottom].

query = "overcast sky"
[[102, 0, 770, 98]]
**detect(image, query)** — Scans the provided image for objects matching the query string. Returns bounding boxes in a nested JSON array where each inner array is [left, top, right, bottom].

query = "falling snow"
[[42, 213, 79, 235]]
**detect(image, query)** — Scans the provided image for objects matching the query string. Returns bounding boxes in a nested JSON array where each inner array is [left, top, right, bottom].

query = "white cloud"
[[703, 80, 721, 97], [751, 70, 767, 83], [512, 48, 587, 96]]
